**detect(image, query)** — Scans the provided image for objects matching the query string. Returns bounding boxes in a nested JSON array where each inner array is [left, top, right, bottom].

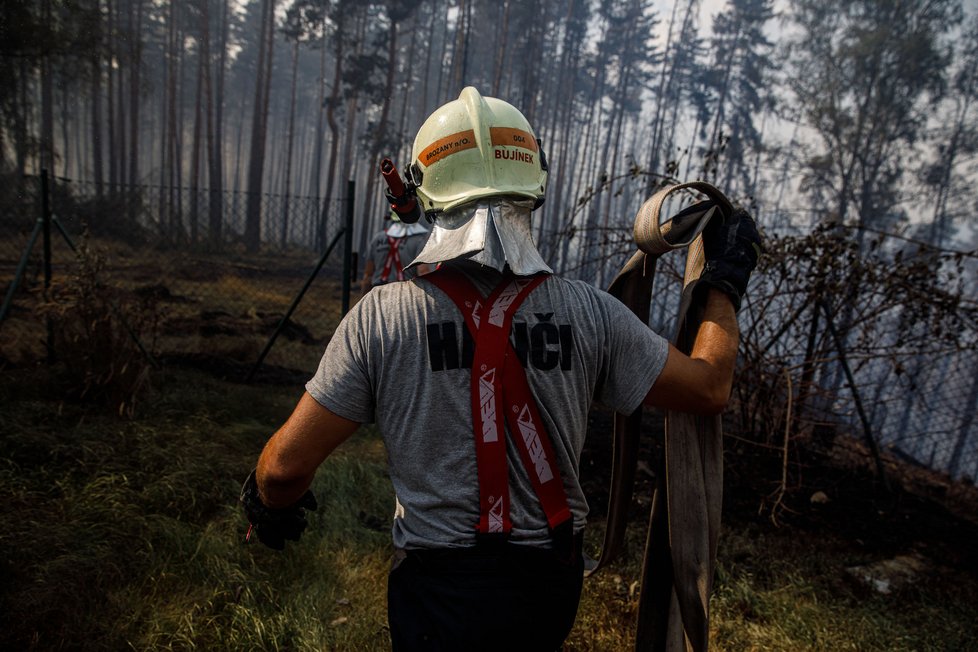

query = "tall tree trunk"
[[566, 70, 601, 277], [449, 0, 469, 90], [543, 0, 583, 261], [579, 49, 609, 281], [537, 2, 567, 165], [281, 39, 300, 248], [321, 6, 358, 248], [209, 0, 229, 245], [232, 94, 246, 192], [60, 74, 71, 178], [702, 21, 740, 183], [190, 25, 204, 245], [419, 1, 438, 116], [434, 2, 454, 100], [517, 7, 547, 118], [167, 0, 183, 239], [928, 93, 972, 247], [91, 14, 104, 193], [360, 13, 400, 255], [396, 11, 420, 166], [159, 0, 173, 237], [115, 0, 127, 188], [14, 59, 30, 176], [646, 0, 698, 192], [645, 0, 678, 185], [308, 13, 328, 203], [597, 65, 633, 286], [435, 1, 451, 101], [106, 0, 117, 187], [201, 0, 220, 246], [174, 11, 185, 197], [127, 0, 144, 188], [40, 0, 55, 175], [74, 100, 85, 179], [244, 0, 276, 253], [338, 12, 367, 252], [491, 0, 510, 96], [74, 95, 85, 177]]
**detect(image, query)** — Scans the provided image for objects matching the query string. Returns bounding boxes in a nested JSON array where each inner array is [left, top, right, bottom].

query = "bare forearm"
[[644, 288, 740, 415], [255, 392, 360, 508], [689, 289, 739, 408], [257, 452, 315, 508]]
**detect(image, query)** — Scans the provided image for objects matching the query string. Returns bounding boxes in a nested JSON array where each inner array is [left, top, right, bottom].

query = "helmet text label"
[[419, 129, 477, 166]]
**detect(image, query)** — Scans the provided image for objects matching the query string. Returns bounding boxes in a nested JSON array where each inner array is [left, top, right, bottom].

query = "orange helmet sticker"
[[490, 127, 538, 152], [418, 129, 477, 167]]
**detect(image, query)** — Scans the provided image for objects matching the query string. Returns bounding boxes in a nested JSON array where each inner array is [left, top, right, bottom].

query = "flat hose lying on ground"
[[589, 181, 734, 652]]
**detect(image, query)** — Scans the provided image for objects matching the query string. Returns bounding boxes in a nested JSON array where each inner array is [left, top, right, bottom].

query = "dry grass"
[[1, 235, 346, 375]]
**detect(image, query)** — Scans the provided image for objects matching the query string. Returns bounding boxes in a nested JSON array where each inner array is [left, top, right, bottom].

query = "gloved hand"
[[698, 207, 762, 311], [239, 469, 318, 550]]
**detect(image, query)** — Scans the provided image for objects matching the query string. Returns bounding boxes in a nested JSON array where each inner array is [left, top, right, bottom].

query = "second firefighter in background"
[[360, 210, 431, 295]]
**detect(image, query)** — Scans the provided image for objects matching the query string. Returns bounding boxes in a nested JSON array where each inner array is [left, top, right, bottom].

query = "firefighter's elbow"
[[702, 394, 728, 416], [702, 381, 731, 416]]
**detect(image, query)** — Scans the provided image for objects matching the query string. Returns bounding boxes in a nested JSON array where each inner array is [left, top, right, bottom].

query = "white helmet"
[[386, 207, 429, 239], [409, 87, 548, 216]]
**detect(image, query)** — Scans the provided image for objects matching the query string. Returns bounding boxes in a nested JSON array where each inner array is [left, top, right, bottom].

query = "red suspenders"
[[425, 268, 573, 544], [380, 234, 404, 282]]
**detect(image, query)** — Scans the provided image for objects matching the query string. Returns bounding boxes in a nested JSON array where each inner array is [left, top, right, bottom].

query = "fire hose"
[[591, 181, 735, 652]]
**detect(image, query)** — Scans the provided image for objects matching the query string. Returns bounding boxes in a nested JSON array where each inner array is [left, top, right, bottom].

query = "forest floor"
[[1, 359, 976, 651]]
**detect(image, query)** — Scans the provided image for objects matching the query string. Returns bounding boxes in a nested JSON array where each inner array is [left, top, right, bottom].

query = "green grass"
[[708, 524, 978, 652], [1, 365, 976, 651], [0, 365, 392, 650]]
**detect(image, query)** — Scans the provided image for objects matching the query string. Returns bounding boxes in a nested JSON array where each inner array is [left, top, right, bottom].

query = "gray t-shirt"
[[367, 228, 429, 285], [306, 264, 669, 550]]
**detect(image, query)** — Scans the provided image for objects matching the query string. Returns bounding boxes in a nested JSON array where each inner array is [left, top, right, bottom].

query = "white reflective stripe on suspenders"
[[380, 235, 404, 282], [425, 269, 573, 537]]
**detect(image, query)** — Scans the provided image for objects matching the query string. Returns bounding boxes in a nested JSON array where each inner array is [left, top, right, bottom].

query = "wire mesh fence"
[[732, 224, 978, 494], [0, 173, 352, 377]]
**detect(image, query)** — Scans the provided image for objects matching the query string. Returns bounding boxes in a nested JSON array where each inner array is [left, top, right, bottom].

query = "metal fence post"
[[41, 170, 54, 362], [342, 180, 355, 315], [819, 299, 890, 491], [247, 229, 347, 383], [0, 190, 43, 325]]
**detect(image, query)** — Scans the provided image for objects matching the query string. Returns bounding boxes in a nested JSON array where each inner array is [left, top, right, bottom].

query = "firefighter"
[[360, 209, 431, 296], [241, 87, 761, 651]]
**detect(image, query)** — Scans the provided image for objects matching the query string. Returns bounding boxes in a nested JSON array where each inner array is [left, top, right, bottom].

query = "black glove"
[[698, 207, 762, 311], [239, 469, 318, 550]]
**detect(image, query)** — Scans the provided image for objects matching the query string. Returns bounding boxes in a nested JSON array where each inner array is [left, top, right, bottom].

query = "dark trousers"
[[387, 540, 584, 651]]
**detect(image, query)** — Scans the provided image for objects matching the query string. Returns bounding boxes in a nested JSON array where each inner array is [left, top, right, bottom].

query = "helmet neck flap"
[[408, 199, 551, 276]]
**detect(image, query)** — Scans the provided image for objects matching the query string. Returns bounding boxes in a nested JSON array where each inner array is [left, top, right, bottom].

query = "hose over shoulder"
[[593, 180, 734, 652], [632, 181, 733, 256]]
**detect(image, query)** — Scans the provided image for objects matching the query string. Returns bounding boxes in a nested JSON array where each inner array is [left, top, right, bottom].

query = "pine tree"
[[699, 0, 774, 200]]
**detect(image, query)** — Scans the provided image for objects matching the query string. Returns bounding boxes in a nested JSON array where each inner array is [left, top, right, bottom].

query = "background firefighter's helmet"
[[410, 87, 548, 216]]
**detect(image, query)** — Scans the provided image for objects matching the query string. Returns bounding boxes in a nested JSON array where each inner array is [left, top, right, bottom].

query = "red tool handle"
[[380, 158, 406, 197], [380, 158, 422, 223]]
